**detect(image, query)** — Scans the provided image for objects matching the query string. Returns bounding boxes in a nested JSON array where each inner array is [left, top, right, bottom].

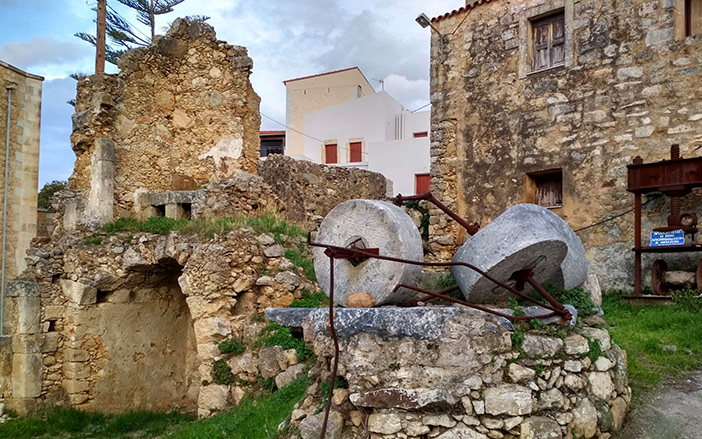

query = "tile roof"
[[260, 130, 285, 135], [431, 0, 494, 23]]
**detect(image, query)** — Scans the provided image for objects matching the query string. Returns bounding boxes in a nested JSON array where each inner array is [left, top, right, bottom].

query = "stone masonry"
[[0, 61, 43, 283], [268, 307, 629, 439], [69, 19, 261, 223], [429, 0, 702, 289]]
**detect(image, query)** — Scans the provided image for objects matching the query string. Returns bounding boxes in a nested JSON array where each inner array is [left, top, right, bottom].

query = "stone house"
[[428, 0, 702, 289], [0, 61, 42, 288]]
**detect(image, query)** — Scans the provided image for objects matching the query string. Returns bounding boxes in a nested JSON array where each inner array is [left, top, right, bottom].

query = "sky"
[[0, 0, 461, 186]]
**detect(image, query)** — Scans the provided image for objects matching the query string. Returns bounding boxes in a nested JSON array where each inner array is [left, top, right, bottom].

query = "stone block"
[[274, 363, 304, 389], [12, 353, 42, 398], [588, 371, 615, 400], [571, 398, 597, 438], [41, 332, 59, 353], [63, 361, 90, 380], [258, 346, 284, 378], [564, 334, 589, 355], [60, 279, 97, 305], [522, 335, 563, 357], [198, 384, 229, 411], [521, 416, 563, 439], [63, 379, 89, 394], [12, 334, 42, 354], [44, 305, 65, 320], [300, 410, 343, 439], [65, 348, 90, 362], [436, 426, 488, 439], [350, 388, 457, 411], [4, 397, 39, 416], [578, 327, 611, 351], [484, 384, 533, 416], [17, 296, 40, 333], [368, 413, 403, 434], [508, 363, 536, 382], [5, 280, 39, 297]]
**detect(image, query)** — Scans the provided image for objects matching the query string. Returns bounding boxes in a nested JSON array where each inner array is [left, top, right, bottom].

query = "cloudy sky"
[[0, 0, 460, 186]]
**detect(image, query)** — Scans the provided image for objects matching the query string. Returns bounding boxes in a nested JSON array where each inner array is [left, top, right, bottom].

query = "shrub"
[[211, 359, 234, 385], [218, 340, 245, 355]]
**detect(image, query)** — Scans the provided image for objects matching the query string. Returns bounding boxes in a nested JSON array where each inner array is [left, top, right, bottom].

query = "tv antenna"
[[371, 78, 385, 91]]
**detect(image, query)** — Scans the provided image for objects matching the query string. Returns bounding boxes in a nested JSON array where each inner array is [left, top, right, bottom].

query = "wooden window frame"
[[526, 169, 563, 209], [349, 141, 363, 163], [323, 143, 338, 164], [530, 12, 566, 72], [415, 173, 431, 195], [686, 0, 702, 36]]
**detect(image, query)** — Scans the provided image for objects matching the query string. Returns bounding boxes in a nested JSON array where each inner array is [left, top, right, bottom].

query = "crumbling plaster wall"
[[429, 0, 702, 289], [69, 19, 261, 220]]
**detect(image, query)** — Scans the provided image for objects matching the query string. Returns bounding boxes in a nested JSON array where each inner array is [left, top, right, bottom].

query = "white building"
[[282, 67, 431, 196]]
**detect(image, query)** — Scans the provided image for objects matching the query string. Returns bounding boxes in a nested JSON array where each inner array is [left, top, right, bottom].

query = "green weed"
[[218, 340, 245, 356], [256, 323, 314, 362], [211, 359, 234, 385], [587, 338, 603, 363], [83, 235, 103, 245], [602, 291, 702, 395], [284, 249, 316, 282], [290, 290, 329, 308], [511, 329, 525, 350]]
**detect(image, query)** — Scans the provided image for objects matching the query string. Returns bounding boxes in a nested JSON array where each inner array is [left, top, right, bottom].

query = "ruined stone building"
[[428, 0, 702, 289], [0, 61, 42, 283]]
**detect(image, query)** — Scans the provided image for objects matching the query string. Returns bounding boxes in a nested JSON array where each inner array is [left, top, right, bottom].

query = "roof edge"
[[283, 66, 362, 85], [431, 0, 493, 23], [0, 60, 45, 81]]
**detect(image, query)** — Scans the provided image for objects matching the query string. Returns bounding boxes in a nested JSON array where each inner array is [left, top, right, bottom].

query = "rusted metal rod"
[[397, 285, 461, 307], [392, 192, 480, 235], [307, 234, 569, 317], [392, 283, 561, 321], [319, 254, 340, 439]]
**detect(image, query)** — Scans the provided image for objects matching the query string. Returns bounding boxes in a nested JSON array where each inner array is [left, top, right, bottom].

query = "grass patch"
[[103, 217, 189, 236], [169, 375, 308, 439], [284, 249, 316, 282], [256, 323, 314, 362], [218, 339, 245, 356], [83, 235, 103, 245], [290, 290, 329, 308], [602, 291, 702, 395], [0, 407, 192, 439]]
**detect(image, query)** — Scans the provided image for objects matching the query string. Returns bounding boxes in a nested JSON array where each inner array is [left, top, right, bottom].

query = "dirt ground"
[[612, 371, 702, 439]]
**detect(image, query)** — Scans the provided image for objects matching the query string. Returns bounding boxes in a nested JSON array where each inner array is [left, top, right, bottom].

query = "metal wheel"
[[651, 259, 669, 295]]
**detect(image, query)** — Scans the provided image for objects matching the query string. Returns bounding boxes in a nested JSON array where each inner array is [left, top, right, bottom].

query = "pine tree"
[[75, 0, 207, 65]]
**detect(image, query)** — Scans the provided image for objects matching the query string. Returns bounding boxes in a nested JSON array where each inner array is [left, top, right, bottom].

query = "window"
[[415, 173, 431, 195], [324, 143, 338, 164], [687, 0, 702, 36], [527, 169, 563, 208], [531, 12, 565, 72], [413, 131, 428, 138], [349, 142, 363, 162]]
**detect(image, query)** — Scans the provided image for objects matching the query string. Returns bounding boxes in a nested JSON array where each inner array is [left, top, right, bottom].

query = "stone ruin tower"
[[67, 19, 261, 226]]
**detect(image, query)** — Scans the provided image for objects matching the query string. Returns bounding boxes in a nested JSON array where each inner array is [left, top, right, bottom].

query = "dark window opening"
[[325, 144, 338, 164], [51, 273, 61, 284], [180, 203, 192, 220], [415, 173, 431, 195], [47, 320, 57, 332], [413, 131, 428, 138], [531, 12, 565, 72], [96, 290, 110, 303], [528, 169, 563, 208], [349, 142, 363, 162]]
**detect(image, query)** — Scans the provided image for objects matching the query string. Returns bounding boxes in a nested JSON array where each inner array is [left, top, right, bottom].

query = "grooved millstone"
[[451, 204, 575, 303], [314, 199, 423, 306]]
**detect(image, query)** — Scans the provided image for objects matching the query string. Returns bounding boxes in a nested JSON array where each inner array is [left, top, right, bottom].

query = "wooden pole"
[[96, 0, 107, 73]]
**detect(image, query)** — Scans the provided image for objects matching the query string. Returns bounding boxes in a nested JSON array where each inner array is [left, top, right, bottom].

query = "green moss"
[[511, 329, 525, 351], [290, 290, 329, 308], [218, 340, 245, 356], [256, 323, 314, 362], [587, 338, 603, 363], [211, 358, 234, 385], [83, 235, 103, 245]]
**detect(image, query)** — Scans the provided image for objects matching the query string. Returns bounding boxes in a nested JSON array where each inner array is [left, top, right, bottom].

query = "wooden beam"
[[95, 0, 107, 73]]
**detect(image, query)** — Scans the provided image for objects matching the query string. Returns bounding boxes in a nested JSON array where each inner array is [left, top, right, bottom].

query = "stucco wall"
[[430, 0, 702, 289], [0, 61, 42, 278], [284, 68, 375, 157]]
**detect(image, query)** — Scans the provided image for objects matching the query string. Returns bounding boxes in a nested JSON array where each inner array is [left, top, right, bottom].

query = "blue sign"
[[650, 229, 685, 247]]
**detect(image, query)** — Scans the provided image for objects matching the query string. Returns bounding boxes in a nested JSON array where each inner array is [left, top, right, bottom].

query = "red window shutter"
[[413, 131, 428, 138], [349, 142, 363, 162], [415, 173, 431, 194], [325, 144, 338, 164]]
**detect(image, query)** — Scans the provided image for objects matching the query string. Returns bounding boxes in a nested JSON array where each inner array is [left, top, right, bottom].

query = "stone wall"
[[0, 61, 42, 279], [269, 307, 629, 439], [4, 221, 319, 415], [258, 154, 392, 228], [429, 0, 702, 288], [69, 19, 261, 221]]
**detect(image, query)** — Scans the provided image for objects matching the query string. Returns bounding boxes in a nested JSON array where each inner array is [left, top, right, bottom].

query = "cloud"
[[38, 78, 78, 185], [0, 38, 92, 73], [381, 74, 431, 112]]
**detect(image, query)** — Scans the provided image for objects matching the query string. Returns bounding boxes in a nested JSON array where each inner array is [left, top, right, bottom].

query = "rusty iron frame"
[[392, 192, 480, 235]]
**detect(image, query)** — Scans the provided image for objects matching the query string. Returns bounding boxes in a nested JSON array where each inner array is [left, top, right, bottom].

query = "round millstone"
[[313, 199, 423, 306], [451, 204, 571, 303]]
